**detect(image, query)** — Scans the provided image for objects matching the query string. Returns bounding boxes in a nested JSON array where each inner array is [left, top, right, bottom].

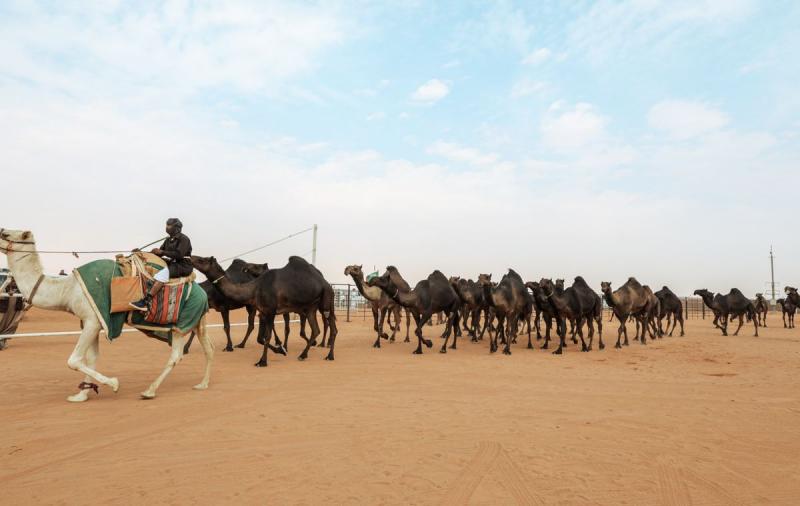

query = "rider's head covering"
[[166, 218, 183, 232]]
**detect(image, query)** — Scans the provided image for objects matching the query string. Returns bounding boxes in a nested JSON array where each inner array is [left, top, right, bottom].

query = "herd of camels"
[[1, 228, 798, 402]]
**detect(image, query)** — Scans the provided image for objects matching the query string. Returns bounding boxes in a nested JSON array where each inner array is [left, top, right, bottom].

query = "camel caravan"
[[0, 225, 787, 403]]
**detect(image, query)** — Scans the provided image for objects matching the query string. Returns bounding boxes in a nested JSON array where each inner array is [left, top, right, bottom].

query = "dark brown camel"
[[449, 276, 488, 342], [754, 293, 769, 327], [368, 269, 461, 354], [183, 258, 262, 354], [191, 255, 338, 365], [478, 270, 527, 355], [783, 288, 800, 329], [777, 296, 796, 328], [344, 264, 407, 348], [600, 278, 654, 348], [641, 285, 662, 339], [539, 277, 603, 354], [525, 281, 556, 348], [240, 261, 323, 350], [693, 288, 758, 337], [654, 286, 684, 336]]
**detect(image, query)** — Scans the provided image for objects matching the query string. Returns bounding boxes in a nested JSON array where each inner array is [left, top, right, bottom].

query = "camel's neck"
[[349, 273, 382, 302], [392, 287, 419, 308], [6, 251, 73, 311], [481, 284, 497, 307], [548, 291, 569, 313], [603, 290, 618, 309], [215, 276, 257, 304], [699, 293, 715, 308]]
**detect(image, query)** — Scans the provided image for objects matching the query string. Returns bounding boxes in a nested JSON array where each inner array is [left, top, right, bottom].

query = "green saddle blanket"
[[74, 259, 208, 341]]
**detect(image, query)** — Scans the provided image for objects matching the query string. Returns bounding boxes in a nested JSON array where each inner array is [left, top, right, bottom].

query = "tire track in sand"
[[440, 441, 543, 506], [657, 459, 692, 506]]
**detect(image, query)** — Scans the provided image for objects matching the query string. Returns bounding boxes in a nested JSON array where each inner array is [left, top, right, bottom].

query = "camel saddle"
[[110, 253, 195, 314]]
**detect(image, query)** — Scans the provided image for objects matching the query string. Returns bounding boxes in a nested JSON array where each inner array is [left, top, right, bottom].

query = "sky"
[[1, 0, 799, 296]]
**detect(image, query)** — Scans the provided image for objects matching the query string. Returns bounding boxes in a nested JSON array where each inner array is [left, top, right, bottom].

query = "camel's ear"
[[210, 256, 216, 262], [358, 264, 362, 269]]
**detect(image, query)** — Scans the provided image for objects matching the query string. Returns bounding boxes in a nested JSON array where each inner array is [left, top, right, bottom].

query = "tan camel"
[[344, 264, 407, 347], [0, 229, 213, 401]]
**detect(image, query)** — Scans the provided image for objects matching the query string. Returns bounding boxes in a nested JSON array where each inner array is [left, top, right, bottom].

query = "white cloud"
[[0, 1, 347, 98], [568, 0, 755, 63], [541, 102, 608, 150], [648, 100, 729, 139], [427, 141, 499, 166], [510, 79, 547, 98], [411, 79, 450, 103], [521, 47, 551, 65]]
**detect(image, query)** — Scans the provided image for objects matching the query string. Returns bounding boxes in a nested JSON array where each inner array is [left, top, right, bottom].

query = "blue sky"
[[1, 0, 799, 294]]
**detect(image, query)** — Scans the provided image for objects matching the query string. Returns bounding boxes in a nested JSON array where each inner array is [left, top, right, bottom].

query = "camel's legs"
[[193, 316, 214, 390], [67, 337, 100, 403], [373, 306, 386, 348], [732, 314, 744, 336], [413, 311, 432, 354], [219, 309, 233, 352], [503, 314, 515, 355], [235, 307, 258, 348], [752, 314, 759, 337], [66, 320, 119, 399], [324, 309, 338, 360], [371, 304, 380, 333], [298, 309, 319, 360], [141, 334, 185, 399], [388, 306, 400, 342], [490, 314, 505, 354], [255, 312, 276, 367], [575, 316, 589, 352], [553, 316, 567, 355], [595, 315, 605, 350], [585, 316, 595, 351]]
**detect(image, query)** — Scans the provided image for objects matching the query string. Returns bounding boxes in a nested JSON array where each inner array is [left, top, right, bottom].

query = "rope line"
[[220, 227, 314, 263]]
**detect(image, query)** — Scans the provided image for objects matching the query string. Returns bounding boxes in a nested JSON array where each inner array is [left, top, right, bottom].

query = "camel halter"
[[23, 274, 45, 311], [211, 275, 225, 284]]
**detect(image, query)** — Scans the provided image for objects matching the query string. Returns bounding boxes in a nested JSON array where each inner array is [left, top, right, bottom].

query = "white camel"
[[0, 229, 213, 402]]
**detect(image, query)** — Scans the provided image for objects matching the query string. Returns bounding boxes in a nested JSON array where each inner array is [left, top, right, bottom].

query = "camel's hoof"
[[439, 348, 447, 354], [373, 342, 381, 349], [324, 355, 334, 361], [615, 343, 622, 349], [67, 391, 90, 403], [254, 360, 268, 367], [424, 340, 433, 348], [599, 344, 605, 350], [140, 391, 156, 400], [193, 383, 208, 390], [223, 346, 234, 352], [412, 350, 423, 355], [297, 355, 307, 361], [235, 344, 246, 349], [503, 349, 512, 356], [389, 337, 396, 343], [527, 344, 534, 349], [108, 377, 120, 393], [552, 349, 563, 355], [404, 338, 410, 343]]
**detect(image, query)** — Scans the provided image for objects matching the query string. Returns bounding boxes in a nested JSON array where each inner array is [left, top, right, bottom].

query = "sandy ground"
[[1, 307, 799, 505]]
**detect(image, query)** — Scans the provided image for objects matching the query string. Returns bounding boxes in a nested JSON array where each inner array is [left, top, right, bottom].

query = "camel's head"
[[785, 286, 798, 296], [693, 289, 710, 298], [755, 293, 764, 299], [555, 278, 565, 290], [190, 255, 224, 277], [366, 272, 394, 293], [600, 281, 612, 294], [242, 262, 268, 277], [477, 273, 492, 286], [0, 229, 35, 250], [524, 281, 539, 291], [344, 264, 363, 278], [539, 278, 555, 294]]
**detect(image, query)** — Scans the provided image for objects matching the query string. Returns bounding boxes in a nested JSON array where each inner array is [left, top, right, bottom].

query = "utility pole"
[[770, 245, 776, 307], [311, 224, 318, 266]]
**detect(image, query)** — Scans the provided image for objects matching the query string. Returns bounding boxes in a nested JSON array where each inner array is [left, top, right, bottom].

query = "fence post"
[[701, 301, 705, 319], [346, 284, 351, 323]]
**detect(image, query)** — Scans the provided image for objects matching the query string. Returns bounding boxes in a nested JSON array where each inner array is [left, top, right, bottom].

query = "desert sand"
[[1, 307, 799, 505]]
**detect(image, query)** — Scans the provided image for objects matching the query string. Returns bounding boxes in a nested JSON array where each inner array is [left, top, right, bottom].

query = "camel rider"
[[130, 218, 193, 311]]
